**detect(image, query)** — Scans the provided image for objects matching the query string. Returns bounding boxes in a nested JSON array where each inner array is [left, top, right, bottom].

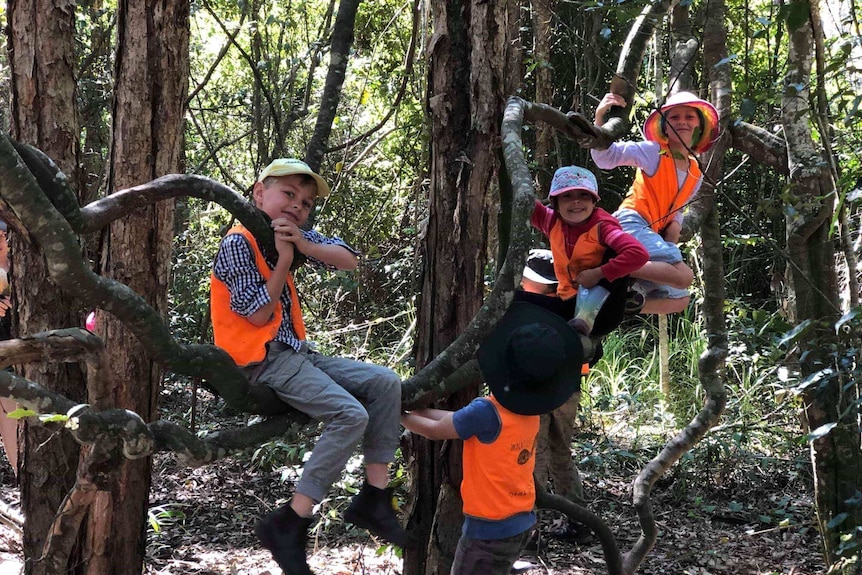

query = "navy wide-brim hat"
[[477, 302, 584, 415]]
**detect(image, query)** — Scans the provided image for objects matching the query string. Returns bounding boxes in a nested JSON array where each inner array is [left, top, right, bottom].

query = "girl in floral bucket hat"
[[590, 90, 720, 315], [525, 165, 648, 336]]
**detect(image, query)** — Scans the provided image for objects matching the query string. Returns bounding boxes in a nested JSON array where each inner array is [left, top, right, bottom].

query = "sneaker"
[[344, 483, 410, 547], [547, 518, 594, 545], [255, 505, 315, 575], [624, 285, 646, 315]]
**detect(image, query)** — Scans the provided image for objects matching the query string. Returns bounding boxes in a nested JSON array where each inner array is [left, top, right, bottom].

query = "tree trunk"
[[7, 2, 87, 571], [781, 3, 862, 569], [406, 1, 522, 574], [532, 0, 555, 194], [85, 1, 189, 572]]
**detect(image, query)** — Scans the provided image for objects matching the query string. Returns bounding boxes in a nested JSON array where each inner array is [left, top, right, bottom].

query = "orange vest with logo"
[[461, 396, 539, 521], [619, 151, 701, 233], [210, 225, 306, 366]]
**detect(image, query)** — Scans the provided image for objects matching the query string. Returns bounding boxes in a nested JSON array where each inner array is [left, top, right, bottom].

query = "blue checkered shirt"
[[212, 229, 357, 351]]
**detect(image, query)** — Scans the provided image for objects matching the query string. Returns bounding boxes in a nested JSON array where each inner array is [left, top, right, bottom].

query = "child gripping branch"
[[402, 301, 585, 575], [591, 91, 720, 315], [210, 158, 408, 575]]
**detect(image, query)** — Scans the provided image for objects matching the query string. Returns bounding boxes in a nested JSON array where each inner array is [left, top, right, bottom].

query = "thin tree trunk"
[[658, 314, 670, 396], [532, 0, 555, 193], [7, 2, 86, 572], [305, 0, 362, 170]]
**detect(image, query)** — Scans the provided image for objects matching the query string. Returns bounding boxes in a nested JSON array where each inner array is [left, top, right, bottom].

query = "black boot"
[[255, 504, 315, 575], [343, 483, 409, 547]]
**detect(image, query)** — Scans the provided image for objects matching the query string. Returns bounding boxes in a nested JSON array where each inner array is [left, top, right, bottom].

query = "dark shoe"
[[567, 317, 591, 336], [255, 505, 315, 575], [624, 286, 646, 315], [344, 483, 409, 547], [548, 518, 594, 545]]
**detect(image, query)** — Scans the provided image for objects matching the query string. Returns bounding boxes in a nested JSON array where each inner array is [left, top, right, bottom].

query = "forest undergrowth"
[[0, 301, 828, 574]]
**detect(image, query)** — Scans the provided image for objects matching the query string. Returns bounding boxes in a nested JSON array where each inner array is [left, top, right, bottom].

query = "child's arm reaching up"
[[401, 409, 459, 441], [594, 93, 627, 127]]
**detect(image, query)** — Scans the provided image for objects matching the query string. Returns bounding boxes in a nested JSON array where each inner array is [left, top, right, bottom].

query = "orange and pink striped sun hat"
[[643, 91, 720, 154]]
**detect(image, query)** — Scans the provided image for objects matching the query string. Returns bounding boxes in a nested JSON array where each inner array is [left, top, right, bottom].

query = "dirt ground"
[[0, 440, 825, 575]]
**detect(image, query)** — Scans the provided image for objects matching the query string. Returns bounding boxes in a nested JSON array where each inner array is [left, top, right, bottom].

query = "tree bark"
[[406, 2, 523, 574], [6, 2, 87, 572], [532, 0, 555, 194], [85, 1, 189, 572], [781, 3, 862, 568]]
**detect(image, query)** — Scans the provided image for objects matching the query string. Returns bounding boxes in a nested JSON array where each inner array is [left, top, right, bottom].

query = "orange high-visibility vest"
[[210, 225, 306, 366], [619, 151, 701, 233], [549, 221, 605, 302], [549, 211, 618, 376], [461, 396, 539, 521]]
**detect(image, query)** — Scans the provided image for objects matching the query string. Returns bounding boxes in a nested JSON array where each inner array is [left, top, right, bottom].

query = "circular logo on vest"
[[517, 448, 531, 465]]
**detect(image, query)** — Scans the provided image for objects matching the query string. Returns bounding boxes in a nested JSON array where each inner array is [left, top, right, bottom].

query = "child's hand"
[[0, 296, 10, 318], [272, 218, 310, 253], [577, 267, 603, 288], [595, 93, 627, 127]]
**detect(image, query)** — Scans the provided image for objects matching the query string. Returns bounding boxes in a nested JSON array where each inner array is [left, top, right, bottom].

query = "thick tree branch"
[[0, 366, 307, 468], [0, 135, 295, 415], [728, 122, 789, 173], [10, 141, 84, 235], [536, 488, 623, 575], [596, 0, 674, 143], [0, 328, 102, 370]]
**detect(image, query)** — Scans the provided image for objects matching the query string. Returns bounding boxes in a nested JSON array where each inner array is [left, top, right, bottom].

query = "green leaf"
[[778, 320, 812, 347], [826, 512, 848, 529], [714, 54, 738, 68], [39, 413, 70, 423], [835, 308, 860, 332], [5, 407, 37, 419]]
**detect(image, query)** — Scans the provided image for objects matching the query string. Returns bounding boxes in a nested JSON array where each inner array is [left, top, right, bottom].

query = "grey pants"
[[250, 343, 402, 502]]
